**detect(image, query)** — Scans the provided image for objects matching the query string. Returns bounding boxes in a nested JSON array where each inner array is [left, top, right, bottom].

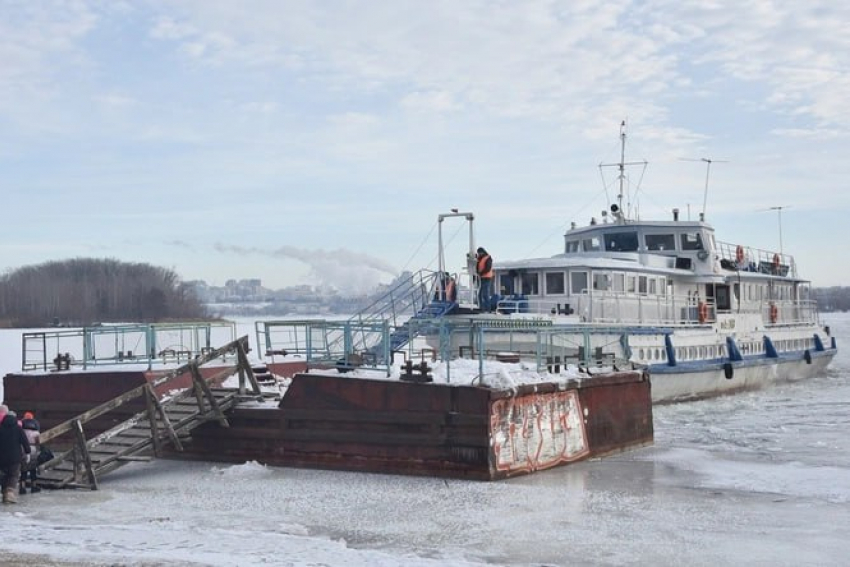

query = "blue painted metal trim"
[[649, 348, 837, 374], [726, 336, 743, 361], [664, 334, 676, 367], [763, 335, 778, 358]]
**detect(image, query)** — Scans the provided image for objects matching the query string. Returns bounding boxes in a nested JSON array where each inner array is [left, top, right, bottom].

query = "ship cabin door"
[[707, 284, 732, 313]]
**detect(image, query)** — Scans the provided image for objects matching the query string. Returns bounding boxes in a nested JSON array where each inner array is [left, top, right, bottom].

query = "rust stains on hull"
[[181, 371, 653, 480]]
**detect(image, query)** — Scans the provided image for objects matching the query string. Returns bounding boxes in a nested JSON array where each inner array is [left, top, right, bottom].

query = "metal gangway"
[[256, 268, 457, 372], [36, 336, 264, 490]]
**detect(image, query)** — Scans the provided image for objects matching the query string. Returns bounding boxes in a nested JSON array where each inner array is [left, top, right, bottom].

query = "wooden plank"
[[148, 336, 249, 390], [39, 335, 250, 445], [73, 420, 98, 490], [236, 339, 262, 395], [148, 384, 183, 452], [190, 363, 229, 427], [40, 383, 147, 444], [145, 386, 161, 457]]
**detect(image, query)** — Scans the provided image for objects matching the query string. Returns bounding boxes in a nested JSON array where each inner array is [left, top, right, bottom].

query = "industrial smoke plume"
[[213, 243, 397, 295]]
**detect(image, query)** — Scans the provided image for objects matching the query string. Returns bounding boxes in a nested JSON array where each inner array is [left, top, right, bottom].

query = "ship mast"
[[599, 120, 647, 222], [617, 120, 626, 216]]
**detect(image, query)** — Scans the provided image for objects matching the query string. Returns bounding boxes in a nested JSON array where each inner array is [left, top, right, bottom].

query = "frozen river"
[[1, 314, 848, 566]]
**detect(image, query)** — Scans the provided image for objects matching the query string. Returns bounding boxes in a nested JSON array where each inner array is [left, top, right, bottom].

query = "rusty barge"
[[2, 322, 652, 483]]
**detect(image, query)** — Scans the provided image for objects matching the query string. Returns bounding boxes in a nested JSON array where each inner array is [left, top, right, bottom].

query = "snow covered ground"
[[1, 316, 849, 566]]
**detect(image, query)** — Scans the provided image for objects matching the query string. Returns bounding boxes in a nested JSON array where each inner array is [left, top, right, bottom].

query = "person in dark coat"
[[20, 411, 41, 494], [0, 411, 31, 504]]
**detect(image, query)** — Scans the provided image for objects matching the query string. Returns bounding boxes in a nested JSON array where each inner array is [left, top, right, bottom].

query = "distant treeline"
[[0, 258, 208, 327], [813, 287, 850, 312]]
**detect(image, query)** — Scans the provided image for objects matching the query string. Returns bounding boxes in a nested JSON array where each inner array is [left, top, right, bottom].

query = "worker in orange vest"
[[476, 247, 494, 312]]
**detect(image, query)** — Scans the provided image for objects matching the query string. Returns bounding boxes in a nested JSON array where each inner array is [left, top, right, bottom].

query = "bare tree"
[[0, 258, 208, 327]]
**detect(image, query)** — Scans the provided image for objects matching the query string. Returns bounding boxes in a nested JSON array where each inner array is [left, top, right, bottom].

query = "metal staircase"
[[345, 270, 460, 364], [36, 336, 263, 490]]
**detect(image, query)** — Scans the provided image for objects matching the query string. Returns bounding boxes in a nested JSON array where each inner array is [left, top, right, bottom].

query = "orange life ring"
[[769, 303, 778, 324], [735, 245, 744, 264], [698, 301, 708, 324], [772, 253, 781, 272]]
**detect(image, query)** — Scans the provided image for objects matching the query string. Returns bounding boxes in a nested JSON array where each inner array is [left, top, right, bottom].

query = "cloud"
[[400, 90, 460, 113]]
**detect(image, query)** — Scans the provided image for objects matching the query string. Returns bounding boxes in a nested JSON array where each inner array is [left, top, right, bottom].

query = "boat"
[[418, 122, 837, 403], [3, 323, 654, 482]]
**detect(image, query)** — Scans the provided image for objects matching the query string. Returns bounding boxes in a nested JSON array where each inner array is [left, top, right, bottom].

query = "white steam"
[[213, 243, 397, 295]]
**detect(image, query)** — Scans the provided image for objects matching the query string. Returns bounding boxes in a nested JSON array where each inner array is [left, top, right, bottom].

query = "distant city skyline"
[[3, 2, 850, 290]]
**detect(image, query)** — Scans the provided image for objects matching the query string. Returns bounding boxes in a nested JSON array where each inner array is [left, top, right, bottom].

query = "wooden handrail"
[[40, 336, 249, 444]]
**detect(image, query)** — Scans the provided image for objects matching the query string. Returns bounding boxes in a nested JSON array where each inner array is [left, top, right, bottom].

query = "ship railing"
[[496, 293, 714, 326], [579, 293, 714, 326], [495, 293, 821, 327], [716, 240, 797, 278], [255, 270, 447, 370], [420, 321, 634, 383], [21, 321, 238, 372], [255, 318, 395, 372], [761, 299, 819, 325], [342, 268, 443, 356]]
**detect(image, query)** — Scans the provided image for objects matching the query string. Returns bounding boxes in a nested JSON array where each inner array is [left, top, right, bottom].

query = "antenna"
[[767, 205, 789, 256], [681, 157, 728, 220], [599, 120, 648, 221]]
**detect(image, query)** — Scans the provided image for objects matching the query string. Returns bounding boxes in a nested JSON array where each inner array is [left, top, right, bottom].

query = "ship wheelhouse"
[[492, 215, 815, 328]]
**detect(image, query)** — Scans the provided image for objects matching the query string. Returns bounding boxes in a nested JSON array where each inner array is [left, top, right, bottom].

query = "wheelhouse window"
[[570, 271, 589, 294], [680, 232, 704, 250], [565, 240, 580, 253], [604, 232, 639, 252], [521, 272, 539, 295], [582, 236, 601, 251], [497, 273, 514, 296], [645, 234, 676, 251], [613, 273, 625, 293], [545, 272, 566, 295], [593, 272, 610, 291]]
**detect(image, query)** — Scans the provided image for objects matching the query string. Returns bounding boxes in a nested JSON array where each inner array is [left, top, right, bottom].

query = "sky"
[[2, 1, 850, 293]]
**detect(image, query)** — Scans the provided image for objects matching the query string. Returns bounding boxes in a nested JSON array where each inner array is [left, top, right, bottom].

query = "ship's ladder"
[[35, 336, 264, 490], [339, 269, 455, 362]]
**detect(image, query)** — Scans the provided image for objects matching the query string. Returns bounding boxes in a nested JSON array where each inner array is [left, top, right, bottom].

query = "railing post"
[[189, 362, 229, 427], [477, 325, 485, 383], [72, 419, 98, 490], [146, 383, 183, 452], [235, 338, 261, 395], [145, 386, 161, 457]]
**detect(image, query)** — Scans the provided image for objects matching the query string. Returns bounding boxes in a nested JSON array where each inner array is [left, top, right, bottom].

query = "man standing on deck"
[[0, 410, 31, 504], [476, 247, 494, 312]]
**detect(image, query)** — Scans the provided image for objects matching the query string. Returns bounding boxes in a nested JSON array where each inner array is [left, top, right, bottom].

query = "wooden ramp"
[[36, 336, 263, 490]]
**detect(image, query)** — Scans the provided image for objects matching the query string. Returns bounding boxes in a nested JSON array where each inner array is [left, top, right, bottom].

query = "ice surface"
[[1, 315, 849, 566]]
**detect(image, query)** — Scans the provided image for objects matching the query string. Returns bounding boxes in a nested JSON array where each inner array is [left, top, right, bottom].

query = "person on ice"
[[0, 410, 31, 504], [20, 411, 41, 494]]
